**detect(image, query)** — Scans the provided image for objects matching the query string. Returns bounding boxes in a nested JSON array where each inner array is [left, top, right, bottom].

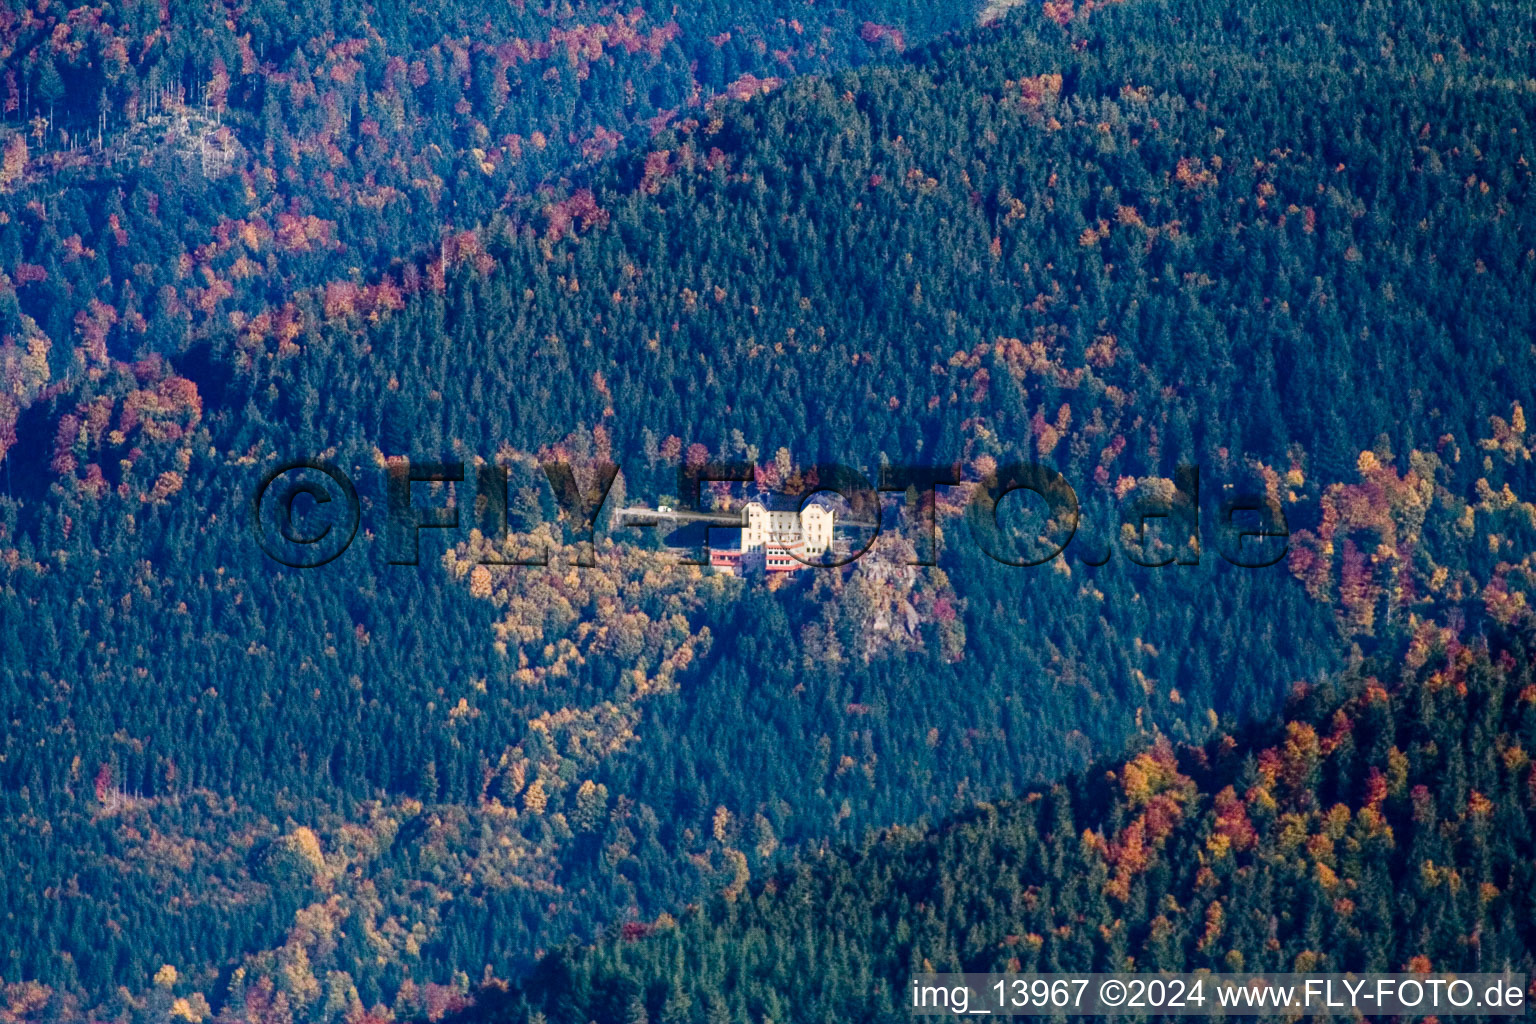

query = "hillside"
[[457, 624, 1536, 1023]]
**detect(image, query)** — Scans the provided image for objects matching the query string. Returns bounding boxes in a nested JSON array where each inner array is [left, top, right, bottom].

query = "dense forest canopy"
[[463, 623, 1536, 1023], [0, 0, 1534, 1019]]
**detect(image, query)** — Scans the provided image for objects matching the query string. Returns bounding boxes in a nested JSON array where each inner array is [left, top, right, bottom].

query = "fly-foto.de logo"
[[251, 458, 1290, 571]]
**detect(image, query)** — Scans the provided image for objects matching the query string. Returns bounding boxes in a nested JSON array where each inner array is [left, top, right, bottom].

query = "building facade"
[[710, 501, 835, 574]]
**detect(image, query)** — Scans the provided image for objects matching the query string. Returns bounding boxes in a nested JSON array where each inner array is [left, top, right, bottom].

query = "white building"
[[710, 501, 835, 573], [742, 501, 834, 555]]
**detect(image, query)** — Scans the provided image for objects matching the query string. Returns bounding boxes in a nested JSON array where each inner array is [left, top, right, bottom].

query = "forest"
[[0, 0, 1534, 1019], [458, 622, 1536, 1023]]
